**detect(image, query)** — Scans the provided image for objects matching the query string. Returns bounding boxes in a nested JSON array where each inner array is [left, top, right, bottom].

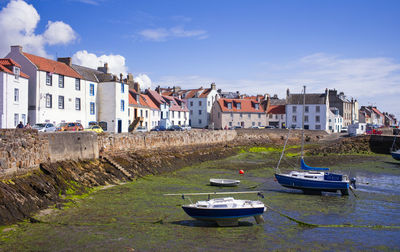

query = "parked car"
[[84, 125, 104, 133], [136, 126, 147, 132], [56, 122, 68, 131], [61, 122, 84, 131], [151, 125, 167, 131], [181, 125, 192, 131], [341, 126, 348, 133], [265, 125, 275, 129], [32, 123, 57, 132], [168, 125, 183, 131]]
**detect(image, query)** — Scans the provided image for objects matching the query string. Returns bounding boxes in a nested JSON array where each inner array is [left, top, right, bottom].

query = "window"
[[14, 88, 19, 102], [231, 112, 233, 118], [255, 104, 259, 110], [75, 78, 81, 90], [90, 84, 95, 96], [240, 113, 243, 118], [58, 96, 64, 109], [292, 106, 297, 113], [121, 83, 124, 93], [258, 122, 261, 126], [218, 112, 220, 118], [46, 94, 52, 108], [199, 110, 202, 115], [316, 115, 320, 123], [190, 101, 193, 106], [13, 67, 20, 79], [120, 100, 124, 111], [199, 101, 202, 106], [304, 115, 309, 122], [252, 122, 255, 126], [199, 119, 202, 124], [229, 122, 232, 126], [258, 114, 261, 118], [269, 114, 273, 119], [21, 114, 26, 124], [90, 102, 95, 115], [172, 111, 174, 118], [190, 110, 193, 115], [292, 115, 297, 122], [178, 111, 181, 118], [237, 103, 241, 109], [146, 110, 148, 118], [316, 125, 321, 130], [75, 98, 81, 110], [58, 75, 64, 88], [305, 106, 309, 113], [46, 72, 52, 86], [14, 113, 18, 127], [316, 106, 320, 113], [248, 114, 251, 118], [140, 110, 143, 117], [227, 103, 232, 109]]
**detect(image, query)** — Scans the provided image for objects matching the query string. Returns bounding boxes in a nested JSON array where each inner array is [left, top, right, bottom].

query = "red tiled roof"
[[199, 88, 212, 98], [0, 58, 29, 78], [217, 98, 265, 113], [142, 94, 159, 110], [147, 89, 166, 106], [372, 107, 384, 117], [23, 52, 82, 79], [162, 95, 189, 112], [267, 105, 285, 114]]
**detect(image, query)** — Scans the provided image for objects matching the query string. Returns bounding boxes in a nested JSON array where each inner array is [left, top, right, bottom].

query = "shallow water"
[[1, 152, 400, 251]]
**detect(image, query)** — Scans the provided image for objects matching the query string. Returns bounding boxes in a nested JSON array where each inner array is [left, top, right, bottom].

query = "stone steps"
[[101, 154, 133, 178]]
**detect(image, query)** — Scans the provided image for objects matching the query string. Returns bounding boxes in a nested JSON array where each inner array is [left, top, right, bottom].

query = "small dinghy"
[[165, 191, 266, 226], [210, 178, 240, 187]]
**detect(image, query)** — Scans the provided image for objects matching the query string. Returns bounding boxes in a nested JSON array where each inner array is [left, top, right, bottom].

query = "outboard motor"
[[350, 177, 357, 189]]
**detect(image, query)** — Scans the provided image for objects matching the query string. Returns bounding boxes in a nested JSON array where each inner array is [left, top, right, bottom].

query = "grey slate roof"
[[270, 98, 286, 106], [287, 93, 327, 105], [71, 64, 115, 83]]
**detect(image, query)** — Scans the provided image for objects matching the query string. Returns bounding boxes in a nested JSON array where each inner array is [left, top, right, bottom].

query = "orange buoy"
[[239, 169, 244, 175]]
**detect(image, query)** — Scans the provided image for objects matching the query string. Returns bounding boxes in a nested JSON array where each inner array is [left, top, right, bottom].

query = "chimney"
[[156, 85, 161, 94], [120, 73, 123, 82], [127, 73, 134, 83], [211, 82, 216, 90], [11, 45, 22, 54], [134, 82, 141, 94], [286, 88, 290, 98], [97, 63, 108, 74], [57, 57, 72, 66]]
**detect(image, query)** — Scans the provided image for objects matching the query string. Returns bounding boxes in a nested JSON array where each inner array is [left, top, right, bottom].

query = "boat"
[[165, 191, 266, 226], [390, 127, 400, 160], [209, 178, 240, 187], [274, 86, 356, 195], [391, 149, 400, 161]]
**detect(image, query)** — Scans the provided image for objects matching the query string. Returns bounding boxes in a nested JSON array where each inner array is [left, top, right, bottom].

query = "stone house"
[[328, 89, 358, 126], [6, 46, 88, 126], [210, 98, 266, 129], [286, 88, 330, 131], [0, 58, 29, 128]]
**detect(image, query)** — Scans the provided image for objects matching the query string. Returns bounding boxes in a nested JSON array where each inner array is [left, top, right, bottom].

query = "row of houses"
[[0, 45, 397, 132]]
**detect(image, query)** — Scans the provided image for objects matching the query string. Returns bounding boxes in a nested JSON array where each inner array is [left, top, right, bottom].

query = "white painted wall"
[[187, 89, 219, 128], [98, 81, 129, 133], [0, 72, 29, 128], [286, 104, 329, 130]]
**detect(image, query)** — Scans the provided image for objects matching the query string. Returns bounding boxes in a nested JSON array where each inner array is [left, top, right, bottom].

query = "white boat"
[[182, 197, 266, 226], [164, 191, 266, 226], [209, 178, 240, 187]]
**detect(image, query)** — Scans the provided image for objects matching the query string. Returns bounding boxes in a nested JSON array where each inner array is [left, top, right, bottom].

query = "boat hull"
[[182, 206, 265, 226], [391, 151, 400, 161], [209, 179, 240, 187], [275, 173, 349, 194]]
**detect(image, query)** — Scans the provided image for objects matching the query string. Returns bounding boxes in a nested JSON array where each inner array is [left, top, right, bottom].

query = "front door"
[[118, 120, 122, 133]]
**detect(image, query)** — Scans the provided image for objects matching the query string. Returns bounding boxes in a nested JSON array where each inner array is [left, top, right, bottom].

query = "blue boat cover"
[[301, 159, 329, 171]]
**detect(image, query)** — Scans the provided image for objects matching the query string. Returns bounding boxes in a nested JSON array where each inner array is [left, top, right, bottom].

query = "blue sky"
[[1, 0, 399, 118]]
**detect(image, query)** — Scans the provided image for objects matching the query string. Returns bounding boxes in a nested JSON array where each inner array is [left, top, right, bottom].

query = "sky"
[[0, 0, 399, 119]]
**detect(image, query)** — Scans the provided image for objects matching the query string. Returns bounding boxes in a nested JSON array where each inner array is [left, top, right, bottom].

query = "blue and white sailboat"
[[274, 86, 356, 195], [390, 128, 400, 160]]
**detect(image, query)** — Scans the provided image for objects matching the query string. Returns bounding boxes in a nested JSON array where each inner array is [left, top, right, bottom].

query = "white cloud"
[[43, 21, 76, 45], [0, 0, 77, 57], [72, 50, 128, 75], [134, 74, 152, 90], [139, 26, 207, 41]]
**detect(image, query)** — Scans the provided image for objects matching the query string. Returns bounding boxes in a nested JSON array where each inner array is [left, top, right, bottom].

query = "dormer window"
[[136, 94, 140, 104], [13, 67, 20, 80], [46, 72, 52, 86], [255, 103, 259, 110], [236, 102, 241, 110], [227, 102, 232, 109]]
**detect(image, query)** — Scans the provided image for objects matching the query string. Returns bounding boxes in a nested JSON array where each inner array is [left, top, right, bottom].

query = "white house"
[[286, 88, 330, 131], [328, 107, 343, 133], [162, 95, 189, 127], [147, 89, 171, 129], [6, 46, 89, 126], [0, 58, 29, 128]]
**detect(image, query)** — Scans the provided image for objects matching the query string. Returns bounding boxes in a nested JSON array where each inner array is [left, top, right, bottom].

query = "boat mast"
[[301, 85, 306, 159]]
